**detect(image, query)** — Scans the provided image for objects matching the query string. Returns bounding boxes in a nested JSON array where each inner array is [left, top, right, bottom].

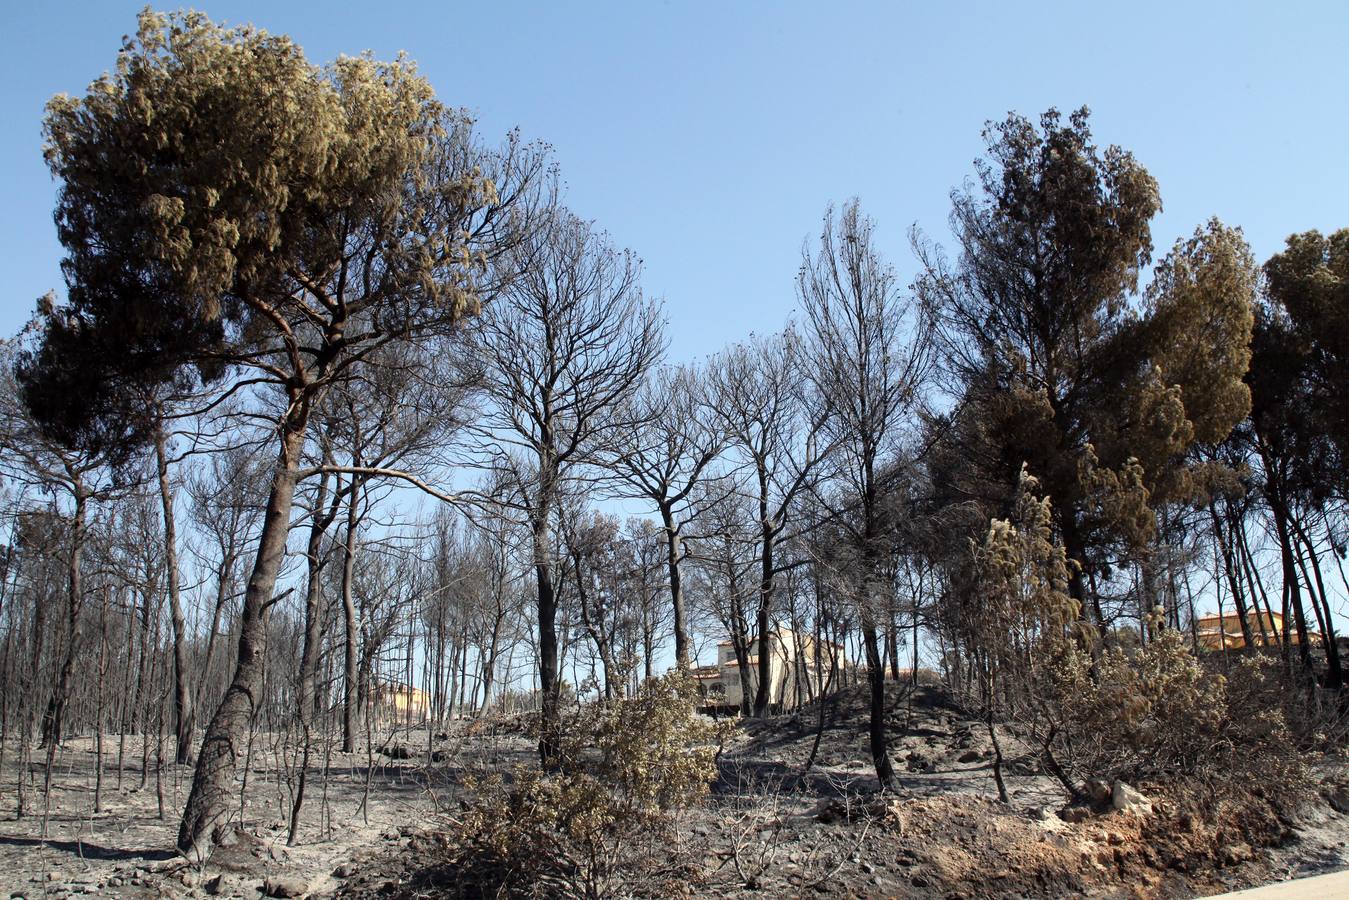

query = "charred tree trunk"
[[886, 624, 901, 682], [1209, 503, 1257, 648], [1059, 511, 1100, 638], [1235, 513, 1281, 650], [341, 478, 363, 753], [290, 467, 338, 844], [752, 517, 775, 718], [1266, 490, 1316, 678], [860, 616, 897, 791], [479, 611, 504, 713], [41, 477, 86, 748], [178, 409, 309, 862], [533, 506, 561, 764], [660, 504, 690, 671], [154, 419, 194, 766], [198, 554, 236, 718], [574, 554, 617, 701], [1291, 517, 1343, 691]]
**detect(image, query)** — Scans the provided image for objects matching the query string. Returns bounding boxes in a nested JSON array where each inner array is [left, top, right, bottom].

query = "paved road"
[[1216, 869, 1349, 898]]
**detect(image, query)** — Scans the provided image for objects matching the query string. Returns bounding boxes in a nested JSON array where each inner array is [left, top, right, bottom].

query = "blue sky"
[[3, 1, 1347, 362]]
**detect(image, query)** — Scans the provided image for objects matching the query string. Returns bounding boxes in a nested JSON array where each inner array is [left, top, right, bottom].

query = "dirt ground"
[[0, 724, 537, 900], [2, 687, 1347, 899]]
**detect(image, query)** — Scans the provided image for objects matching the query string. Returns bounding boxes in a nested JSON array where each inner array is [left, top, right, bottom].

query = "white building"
[[689, 626, 847, 711]]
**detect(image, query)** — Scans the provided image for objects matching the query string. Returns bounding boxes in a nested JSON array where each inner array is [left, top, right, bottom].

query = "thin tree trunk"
[[752, 520, 775, 717], [861, 617, 897, 791], [1210, 503, 1257, 647], [94, 591, 108, 813], [886, 623, 901, 682], [341, 479, 363, 753], [802, 618, 840, 773], [118, 591, 136, 791], [1291, 516, 1343, 690], [197, 555, 235, 717], [574, 553, 617, 701], [41, 480, 86, 748], [154, 419, 194, 765], [480, 611, 503, 713], [1236, 513, 1280, 649], [291, 468, 337, 844], [533, 506, 562, 764], [987, 688, 1008, 804], [661, 505, 690, 670], [1267, 490, 1316, 677]]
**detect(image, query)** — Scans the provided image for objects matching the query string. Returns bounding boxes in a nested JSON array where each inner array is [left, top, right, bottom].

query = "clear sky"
[[3, 1, 1347, 362]]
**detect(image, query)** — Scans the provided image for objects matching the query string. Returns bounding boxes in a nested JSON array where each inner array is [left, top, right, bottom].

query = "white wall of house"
[[700, 627, 842, 709]]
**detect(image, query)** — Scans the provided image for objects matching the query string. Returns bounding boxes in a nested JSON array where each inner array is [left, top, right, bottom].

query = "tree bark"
[[752, 518, 774, 717], [154, 419, 194, 765], [341, 478, 363, 753], [479, 610, 503, 713], [1209, 503, 1257, 648], [660, 505, 690, 670], [178, 413, 308, 861], [198, 555, 235, 718], [861, 618, 897, 791], [1266, 490, 1315, 677], [1290, 517, 1343, 691], [1059, 512, 1099, 636], [574, 552, 617, 701], [41, 477, 86, 748], [290, 466, 337, 844], [1236, 514, 1281, 649], [534, 508, 561, 764]]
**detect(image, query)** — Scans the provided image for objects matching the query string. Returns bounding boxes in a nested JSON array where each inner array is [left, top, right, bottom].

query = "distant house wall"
[[693, 627, 845, 710], [372, 682, 430, 722], [1196, 611, 1322, 651]]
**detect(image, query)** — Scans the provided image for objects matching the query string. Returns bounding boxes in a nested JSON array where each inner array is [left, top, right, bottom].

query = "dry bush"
[[962, 470, 1309, 801], [448, 674, 733, 899], [1222, 651, 1349, 752], [1045, 630, 1308, 797]]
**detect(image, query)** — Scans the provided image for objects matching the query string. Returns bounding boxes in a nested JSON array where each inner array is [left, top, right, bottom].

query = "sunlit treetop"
[[19, 7, 541, 457]]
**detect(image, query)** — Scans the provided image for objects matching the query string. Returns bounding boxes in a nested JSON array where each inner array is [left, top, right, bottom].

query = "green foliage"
[[921, 109, 1258, 620], [1146, 220, 1257, 449], [1256, 228, 1349, 496], [453, 674, 732, 898], [20, 8, 516, 452]]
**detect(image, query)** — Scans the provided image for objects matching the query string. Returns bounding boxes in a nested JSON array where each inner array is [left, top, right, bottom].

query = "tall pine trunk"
[[1291, 518, 1344, 691], [290, 467, 334, 844], [1267, 491, 1315, 677], [660, 505, 690, 670], [533, 507, 561, 764], [178, 413, 308, 861], [752, 521, 774, 717], [1209, 503, 1257, 647]]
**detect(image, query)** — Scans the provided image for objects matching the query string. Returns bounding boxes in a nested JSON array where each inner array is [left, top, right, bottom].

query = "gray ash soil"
[[333, 684, 1349, 899], [4, 686, 1347, 898]]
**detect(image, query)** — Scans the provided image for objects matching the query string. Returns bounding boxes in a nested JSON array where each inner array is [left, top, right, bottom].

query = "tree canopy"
[[918, 108, 1256, 625], [20, 9, 534, 456]]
